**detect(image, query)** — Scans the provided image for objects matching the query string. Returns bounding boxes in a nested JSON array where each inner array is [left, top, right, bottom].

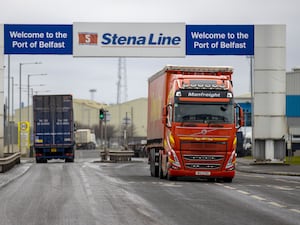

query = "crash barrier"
[[0, 152, 21, 173], [100, 150, 134, 162]]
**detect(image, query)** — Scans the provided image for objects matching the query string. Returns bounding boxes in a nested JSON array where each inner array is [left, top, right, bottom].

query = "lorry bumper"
[[168, 169, 235, 179], [35, 147, 74, 160]]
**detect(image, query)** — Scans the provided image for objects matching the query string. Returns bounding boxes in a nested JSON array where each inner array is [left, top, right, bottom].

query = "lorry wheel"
[[223, 177, 233, 183], [159, 156, 165, 179], [167, 172, 176, 181], [150, 149, 159, 177], [65, 158, 74, 163]]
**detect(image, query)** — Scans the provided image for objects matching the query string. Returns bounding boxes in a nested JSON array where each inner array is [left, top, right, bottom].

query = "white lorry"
[[75, 129, 97, 150]]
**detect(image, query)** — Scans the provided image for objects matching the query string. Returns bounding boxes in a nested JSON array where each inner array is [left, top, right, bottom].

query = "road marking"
[[290, 209, 300, 214], [237, 190, 250, 195], [248, 184, 261, 187], [267, 185, 294, 191], [224, 185, 236, 190], [251, 195, 266, 201], [268, 201, 286, 208], [275, 179, 300, 184], [239, 174, 265, 178]]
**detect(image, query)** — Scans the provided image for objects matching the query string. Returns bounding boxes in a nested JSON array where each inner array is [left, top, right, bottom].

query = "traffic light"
[[99, 109, 104, 120], [99, 108, 105, 120]]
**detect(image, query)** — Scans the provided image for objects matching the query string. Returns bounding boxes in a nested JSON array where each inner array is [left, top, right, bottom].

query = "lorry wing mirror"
[[166, 104, 173, 128], [235, 103, 244, 128], [239, 107, 245, 127], [162, 106, 167, 124], [162, 104, 172, 128]]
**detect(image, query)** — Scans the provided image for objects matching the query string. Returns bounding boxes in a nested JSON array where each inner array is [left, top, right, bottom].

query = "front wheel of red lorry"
[[223, 177, 233, 183], [166, 171, 177, 181], [159, 155, 165, 179], [150, 148, 159, 177]]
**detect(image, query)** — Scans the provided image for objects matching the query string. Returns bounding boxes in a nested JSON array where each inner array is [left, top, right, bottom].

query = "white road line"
[[267, 185, 294, 191], [237, 190, 250, 195], [268, 201, 286, 208], [290, 209, 300, 214], [224, 185, 236, 190], [251, 195, 266, 201], [239, 174, 265, 178], [275, 179, 300, 184]]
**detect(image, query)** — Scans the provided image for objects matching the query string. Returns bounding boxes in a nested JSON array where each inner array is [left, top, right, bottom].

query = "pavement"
[[236, 157, 300, 176], [0, 159, 32, 189]]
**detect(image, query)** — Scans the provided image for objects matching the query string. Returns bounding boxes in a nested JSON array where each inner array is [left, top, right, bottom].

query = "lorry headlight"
[[225, 151, 236, 170], [168, 149, 181, 169]]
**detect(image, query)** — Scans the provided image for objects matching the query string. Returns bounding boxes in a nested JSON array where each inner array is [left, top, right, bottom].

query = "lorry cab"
[[147, 66, 244, 182]]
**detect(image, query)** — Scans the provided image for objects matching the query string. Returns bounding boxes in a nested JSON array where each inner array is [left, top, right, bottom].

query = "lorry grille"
[[180, 141, 227, 171], [184, 155, 224, 161], [181, 141, 227, 152], [185, 163, 221, 169]]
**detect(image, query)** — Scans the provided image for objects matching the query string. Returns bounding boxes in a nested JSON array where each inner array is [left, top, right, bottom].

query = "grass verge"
[[286, 156, 300, 165]]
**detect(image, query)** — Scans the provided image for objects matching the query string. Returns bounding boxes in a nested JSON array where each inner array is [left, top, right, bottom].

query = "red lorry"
[[147, 65, 244, 182]]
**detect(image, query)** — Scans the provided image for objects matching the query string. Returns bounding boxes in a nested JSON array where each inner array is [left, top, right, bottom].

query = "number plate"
[[195, 171, 211, 176], [51, 148, 57, 153]]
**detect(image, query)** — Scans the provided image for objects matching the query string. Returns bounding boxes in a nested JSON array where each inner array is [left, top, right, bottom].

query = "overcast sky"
[[1, 0, 299, 108]]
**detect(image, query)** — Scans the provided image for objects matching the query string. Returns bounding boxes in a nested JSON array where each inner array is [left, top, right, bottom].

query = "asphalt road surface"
[[0, 150, 299, 225]]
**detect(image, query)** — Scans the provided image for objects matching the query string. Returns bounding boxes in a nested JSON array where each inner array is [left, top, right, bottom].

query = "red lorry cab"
[[147, 65, 244, 182]]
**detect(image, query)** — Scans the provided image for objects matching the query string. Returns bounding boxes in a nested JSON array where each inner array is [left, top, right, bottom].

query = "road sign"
[[4, 24, 72, 54], [73, 22, 185, 57], [186, 25, 254, 55]]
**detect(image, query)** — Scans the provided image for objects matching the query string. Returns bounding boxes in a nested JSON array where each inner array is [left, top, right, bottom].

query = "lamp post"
[[27, 73, 47, 122], [19, 62, 42, 152]]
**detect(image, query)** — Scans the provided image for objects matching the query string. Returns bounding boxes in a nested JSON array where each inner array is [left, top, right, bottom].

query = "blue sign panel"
[[186, 25, 254, 55], [4, 24, 72, 54]]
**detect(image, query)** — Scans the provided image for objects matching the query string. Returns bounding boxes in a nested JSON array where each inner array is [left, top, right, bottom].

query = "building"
[[15, 98, 106, 128], [10, 97, 147, 151], [286, 68, 300, 150], [106, 98, 147, 138]]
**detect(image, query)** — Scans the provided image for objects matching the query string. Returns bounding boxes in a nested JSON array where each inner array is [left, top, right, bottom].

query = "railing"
[[0, 153, 21, 173]]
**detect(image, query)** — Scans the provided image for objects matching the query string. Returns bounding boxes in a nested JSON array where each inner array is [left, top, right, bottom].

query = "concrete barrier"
[[0, 152, 21, 173], [100, 149, 134, 162]]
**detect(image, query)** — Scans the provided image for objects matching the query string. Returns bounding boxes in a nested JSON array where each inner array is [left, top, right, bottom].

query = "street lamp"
[[27, 73, 47, 121], [19, 61, 42, 152]]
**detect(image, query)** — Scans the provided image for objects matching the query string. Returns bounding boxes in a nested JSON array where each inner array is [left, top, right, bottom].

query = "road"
[[0, 150, 299, 225]]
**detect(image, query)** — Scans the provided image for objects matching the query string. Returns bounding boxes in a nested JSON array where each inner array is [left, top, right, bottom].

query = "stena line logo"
[[78, 32, 98, 45], [79, 32, 182, 48]]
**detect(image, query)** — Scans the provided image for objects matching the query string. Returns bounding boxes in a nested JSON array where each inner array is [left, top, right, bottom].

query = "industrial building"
[[9, 97, 147, 152], [8, 68, 300, 154]]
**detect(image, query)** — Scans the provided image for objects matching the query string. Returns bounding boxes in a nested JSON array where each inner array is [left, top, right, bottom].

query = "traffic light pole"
[[99, 108, 108, 161], [104, 113, 108, 160]]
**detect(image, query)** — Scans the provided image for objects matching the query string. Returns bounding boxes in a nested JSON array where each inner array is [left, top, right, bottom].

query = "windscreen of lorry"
[[174, 102, 234, 124]]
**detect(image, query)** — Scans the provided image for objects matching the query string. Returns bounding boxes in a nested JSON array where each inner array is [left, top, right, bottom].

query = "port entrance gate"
[[0, 23, 286, 162]]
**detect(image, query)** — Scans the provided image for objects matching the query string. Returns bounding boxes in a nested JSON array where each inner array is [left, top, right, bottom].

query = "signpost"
[[4, 24, 72, 54], [186, 25, 254, 55], [73, 22, 186, 57]]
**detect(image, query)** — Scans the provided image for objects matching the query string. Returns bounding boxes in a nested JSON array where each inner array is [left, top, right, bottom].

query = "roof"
[[74, 99, 106, 109]]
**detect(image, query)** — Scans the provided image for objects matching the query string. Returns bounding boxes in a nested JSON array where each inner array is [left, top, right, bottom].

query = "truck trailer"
[[147, 65, 244, 182], [33, 95, 75, 163], [75, 129, 97, 150]]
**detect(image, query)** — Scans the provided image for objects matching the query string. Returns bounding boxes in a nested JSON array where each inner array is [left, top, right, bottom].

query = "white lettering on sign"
[[189, 31, 250, 50], [8, 31, 69, 49], [9, 31, 45, 39], [191, 32, 226, 39]]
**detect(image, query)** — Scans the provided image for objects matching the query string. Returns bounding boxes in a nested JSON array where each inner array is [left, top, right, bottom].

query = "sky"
[[1, 0, 300, 108]]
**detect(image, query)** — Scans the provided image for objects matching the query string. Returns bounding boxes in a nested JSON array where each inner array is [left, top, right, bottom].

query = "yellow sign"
[[18, 121, 30, 154]]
